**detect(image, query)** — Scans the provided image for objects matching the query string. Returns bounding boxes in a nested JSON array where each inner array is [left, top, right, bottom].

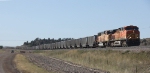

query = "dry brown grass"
[[34, 49, 150, 73], [14, 54, 54, 73]]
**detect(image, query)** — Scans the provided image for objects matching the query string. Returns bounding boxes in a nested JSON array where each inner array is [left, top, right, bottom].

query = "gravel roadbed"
[[24, 53, 109, 73]]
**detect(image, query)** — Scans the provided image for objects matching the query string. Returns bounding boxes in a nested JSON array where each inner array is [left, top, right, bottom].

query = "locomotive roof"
[[124, 25, 138, 28], [97, 25, 138, 35]]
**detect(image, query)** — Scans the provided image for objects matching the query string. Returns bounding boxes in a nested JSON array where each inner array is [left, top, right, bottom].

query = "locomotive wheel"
[[122, 41, 128, 47]]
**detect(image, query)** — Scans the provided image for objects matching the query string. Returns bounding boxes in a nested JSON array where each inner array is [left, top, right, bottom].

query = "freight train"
[[16, 25, 140, 49]]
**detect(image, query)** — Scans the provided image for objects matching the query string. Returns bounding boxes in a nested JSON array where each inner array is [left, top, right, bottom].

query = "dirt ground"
[[0, 49, 20, 73], [0, 46, 150, 73]]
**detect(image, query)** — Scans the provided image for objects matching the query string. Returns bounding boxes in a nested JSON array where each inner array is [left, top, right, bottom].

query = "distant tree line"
[[0, 46, 3, 49], [140, 38, 150, 46], [23, 37, 73, 47]]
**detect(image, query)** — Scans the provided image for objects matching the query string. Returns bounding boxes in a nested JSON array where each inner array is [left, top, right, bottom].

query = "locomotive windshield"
[[125, 26, 139, 30]]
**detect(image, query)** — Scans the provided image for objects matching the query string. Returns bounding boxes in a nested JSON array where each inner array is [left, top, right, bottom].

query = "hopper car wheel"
[[111, 42, 114, 48]]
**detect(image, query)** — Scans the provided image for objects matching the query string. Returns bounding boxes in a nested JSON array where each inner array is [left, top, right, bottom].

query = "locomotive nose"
[[127, 30, 139, 39]]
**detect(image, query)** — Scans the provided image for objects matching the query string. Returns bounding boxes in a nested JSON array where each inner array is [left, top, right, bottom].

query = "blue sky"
[[0, 0, 150, 46]]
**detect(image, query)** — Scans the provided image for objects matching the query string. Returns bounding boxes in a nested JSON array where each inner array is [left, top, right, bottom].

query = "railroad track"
[[22, 45, 150, 53]]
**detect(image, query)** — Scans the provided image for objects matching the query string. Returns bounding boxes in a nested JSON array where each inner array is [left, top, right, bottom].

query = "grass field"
[[34, 49, 150, 73], [14, 54, 54, 73], [0, 49, 4, 53]]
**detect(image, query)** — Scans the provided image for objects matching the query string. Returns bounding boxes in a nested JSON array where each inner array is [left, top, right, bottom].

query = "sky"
[[0, 0, 150, 46]]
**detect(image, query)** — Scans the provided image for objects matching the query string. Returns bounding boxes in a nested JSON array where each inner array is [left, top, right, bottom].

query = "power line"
[[0, 40, 29, 41]]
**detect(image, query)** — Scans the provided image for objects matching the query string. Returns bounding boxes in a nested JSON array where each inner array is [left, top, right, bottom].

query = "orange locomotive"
[[97, 25, 140, 47]]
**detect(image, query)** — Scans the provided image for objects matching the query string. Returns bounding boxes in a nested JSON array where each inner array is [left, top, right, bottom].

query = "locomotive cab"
[[125, 26, 140, 39], [124, 25, 140, 46]]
